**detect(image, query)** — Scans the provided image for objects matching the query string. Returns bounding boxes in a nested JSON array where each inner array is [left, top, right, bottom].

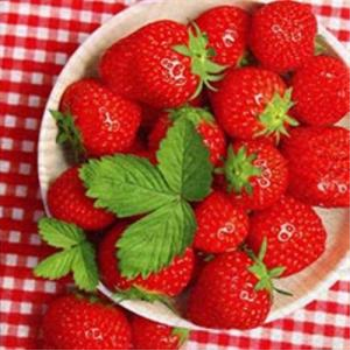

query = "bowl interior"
[[38, 0, 350, 334]]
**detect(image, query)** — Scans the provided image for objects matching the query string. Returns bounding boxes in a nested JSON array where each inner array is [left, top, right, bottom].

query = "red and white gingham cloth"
[[0, 1, 349, 349]]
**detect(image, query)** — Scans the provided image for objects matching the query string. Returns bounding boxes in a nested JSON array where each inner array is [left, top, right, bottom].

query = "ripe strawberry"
[[57, 79, 141, 157], [148, 106, 226, 165], [98, 224, 195, 297], [194, 6, 250, 67], [187, 249, 277, 329], [131, 315, 189, 350], [99, 34, 139, 99], [133, 20, 225, 109], [194, 191, 249, 253], [42, 294, 132, 349], [48, 167, 115, 231], [247, 196, 327, 277], [250, 1, 317, 73], [219, 140, 288, 211], [210, 67, 298, 142], [291, 55, 350, 126], [281, 126, 350, 207]]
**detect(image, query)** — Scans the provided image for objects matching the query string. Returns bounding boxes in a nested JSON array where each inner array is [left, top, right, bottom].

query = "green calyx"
[[256, 88, 299, 144], [221, 146, 261, 196], [245, 238, 292, 297], [173, 23, 227, 97], [168, 105, 214, 126], [172, 327, 190, 346], [114, 286, 177, 312], [50, 110, 86, 162]]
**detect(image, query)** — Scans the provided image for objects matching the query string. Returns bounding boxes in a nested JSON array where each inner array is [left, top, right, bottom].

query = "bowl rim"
[[37, 0, 350, 334]]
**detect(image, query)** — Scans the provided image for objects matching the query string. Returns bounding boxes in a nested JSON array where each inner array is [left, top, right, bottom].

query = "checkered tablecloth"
[[0, 0, 349, 349]]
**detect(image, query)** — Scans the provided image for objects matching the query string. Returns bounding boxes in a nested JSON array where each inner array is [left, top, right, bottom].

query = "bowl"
[[38, 0, 350, 334]]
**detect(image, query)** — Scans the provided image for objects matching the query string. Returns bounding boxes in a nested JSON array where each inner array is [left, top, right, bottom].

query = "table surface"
[[0, 1, 349, 349]]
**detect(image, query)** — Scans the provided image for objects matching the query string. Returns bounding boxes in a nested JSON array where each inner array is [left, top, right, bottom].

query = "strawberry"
[[219, 140, 288, 211], [247, 196, 327, 277], [210, 67, 298, 142], [131, 315, 189, 350], [281, 126, 350, 207], [187, 248, 279, 329], [132, 20, 226, 109], [56, 79, 141, 157], [291, 55, 350, 126], [42, 294, 132, 349], [148, 106, 226, 165], [98, 224, 195, 297], [250, 1, 317, 73], [99, 34, 139, 99], [47, 167, 115, 231], [194, 6, 250, 67], [194, 191, 249, 253]]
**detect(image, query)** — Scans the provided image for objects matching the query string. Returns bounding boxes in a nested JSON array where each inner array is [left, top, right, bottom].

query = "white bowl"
[[38, 0, 350, 334]]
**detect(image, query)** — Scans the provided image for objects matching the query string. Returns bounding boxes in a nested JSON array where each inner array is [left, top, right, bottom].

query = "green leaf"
[[72, 241, 99, 292], [172, 328, 190, 346], [80, 155, 176, 217], [38, 218, 85, 249], [157, 119, 213, 202], [117, 200, 196, 279], [33, 248, 76, 279]]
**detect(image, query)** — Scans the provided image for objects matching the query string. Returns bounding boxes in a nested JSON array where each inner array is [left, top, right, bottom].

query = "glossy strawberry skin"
[[292, 55, 350, 126], [194, 191, 249, 253], [61, 79, 141, 157], [187, 252, 271, 329], [195, 6, 250, 66], [210, 67, 286, 140], [250, 1, 317, 73], [281, 126, 350, 207], [148, 112, 226, 166], [42, 294, 132, 350], [99, 34, 139, 100], [48, 167, 115, 231], [98, 224, 195, 297], [131, 316, 185, 350], [133, 21, 199, 109], [247, 196, 327, 277], [227, 140, 289, 211]]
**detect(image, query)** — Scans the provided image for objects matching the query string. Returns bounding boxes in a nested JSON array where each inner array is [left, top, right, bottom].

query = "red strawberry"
[[250, 1, 317, 73], [133, 20, 225, 109], [210, 67, 298, 142], [148, 106, 226, 165], [291, 55, 350, 126], [281, 126, 350, 207], [42, 294, 132, 350], [194, 191, 249, 253], [98, 224, 195, 297], [48, 167, 115, 231], [99, 34, 139, 99], [220, 140, 288, 211], [247, 196, 327, 277], [131, 315, 189, 350], [195, 6, 250, 67], [57, 79, 141, 157], [187, 249, 275, 329]]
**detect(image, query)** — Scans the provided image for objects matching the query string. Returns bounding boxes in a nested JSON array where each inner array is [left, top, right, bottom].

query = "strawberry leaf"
[[157, 119, 213, 202], [38, 218, 85, 249], [117, 200, 196, 279], [34, 248, 76, 279], [34, 218, 99, 292], [72, 241, 99, 292], [80, 155, 176, 218]]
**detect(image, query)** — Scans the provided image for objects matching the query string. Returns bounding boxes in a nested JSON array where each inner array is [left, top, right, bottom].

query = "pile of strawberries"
[[37, 1, 349, 349]]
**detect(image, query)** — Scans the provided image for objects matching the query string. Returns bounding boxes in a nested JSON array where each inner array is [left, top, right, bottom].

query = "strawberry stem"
[[173, 23, 227, 98], [255, 88, 298, 144], [223, 146, 261, 195]]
